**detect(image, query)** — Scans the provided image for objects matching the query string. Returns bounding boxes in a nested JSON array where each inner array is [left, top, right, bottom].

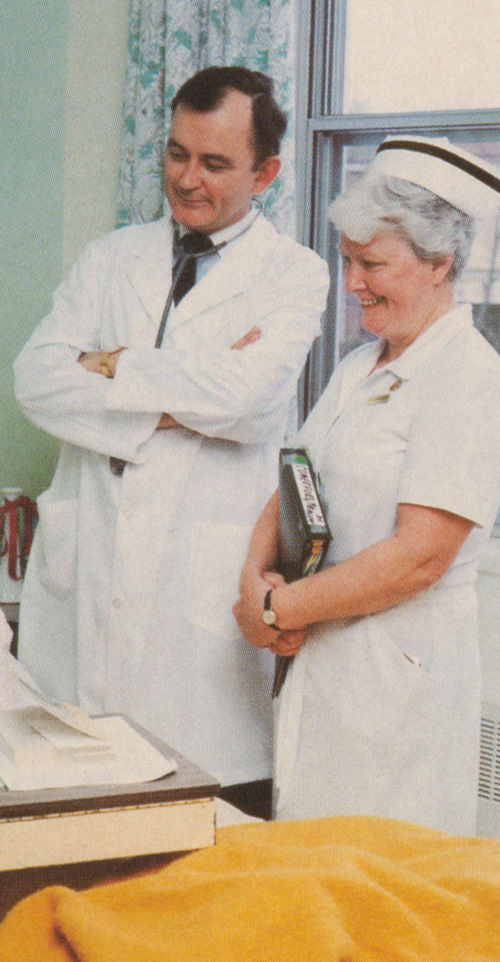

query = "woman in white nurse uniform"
[[233, 138, 500, 834]]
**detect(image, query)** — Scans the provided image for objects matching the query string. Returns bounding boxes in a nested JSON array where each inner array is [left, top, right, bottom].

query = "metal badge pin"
[[367, 393, 390, 405], [367, 377, 403, 404]]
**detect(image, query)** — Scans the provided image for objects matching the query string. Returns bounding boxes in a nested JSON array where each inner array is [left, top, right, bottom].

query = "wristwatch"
[[263, 588, 280, 630]]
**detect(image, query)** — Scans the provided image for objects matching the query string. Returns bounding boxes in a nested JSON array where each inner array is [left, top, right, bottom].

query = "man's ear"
[[253, 156, 281, 194]]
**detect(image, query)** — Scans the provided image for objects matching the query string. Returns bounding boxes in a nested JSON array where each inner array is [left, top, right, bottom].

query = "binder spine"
[[274, 450, 331, 698]]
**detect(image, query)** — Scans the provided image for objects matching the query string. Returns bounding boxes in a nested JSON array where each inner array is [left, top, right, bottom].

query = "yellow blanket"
[[1, 816, 499, 962]]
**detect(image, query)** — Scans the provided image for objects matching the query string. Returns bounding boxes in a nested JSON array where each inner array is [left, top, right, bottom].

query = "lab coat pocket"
[[342, 614, 435, 744], [36, 492, 78, 598], [185, 521, 253, 640]]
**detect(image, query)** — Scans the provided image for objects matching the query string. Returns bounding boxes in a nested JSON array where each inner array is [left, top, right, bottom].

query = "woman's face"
[[339, 231, 453, 354]]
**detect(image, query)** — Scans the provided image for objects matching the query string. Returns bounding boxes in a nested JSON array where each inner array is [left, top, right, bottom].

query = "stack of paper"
[[0, 704, 114, 766], [0, 661, 178, 790]]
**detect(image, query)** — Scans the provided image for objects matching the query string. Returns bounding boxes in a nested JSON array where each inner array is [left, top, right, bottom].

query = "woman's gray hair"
[[330, 174, 475, 279]]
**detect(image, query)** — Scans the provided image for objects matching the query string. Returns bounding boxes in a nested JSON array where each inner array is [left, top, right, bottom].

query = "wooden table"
[[0, 723, 220, 921]]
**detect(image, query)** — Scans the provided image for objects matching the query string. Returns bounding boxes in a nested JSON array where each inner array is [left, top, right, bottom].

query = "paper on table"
[[28, 708, 112, 752], [6, 665, 109, 740], [0, 706, 113, 766], [0, 714, 177, 790], [0, 652, 66, 712], [0, 659, 177, 790]]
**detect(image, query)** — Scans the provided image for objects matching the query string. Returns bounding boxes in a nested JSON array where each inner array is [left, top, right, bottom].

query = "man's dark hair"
[[171, 66, 287, 169]]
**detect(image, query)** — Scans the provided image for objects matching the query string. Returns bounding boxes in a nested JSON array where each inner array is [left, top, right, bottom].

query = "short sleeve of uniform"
[[398, 333, 500, 527]]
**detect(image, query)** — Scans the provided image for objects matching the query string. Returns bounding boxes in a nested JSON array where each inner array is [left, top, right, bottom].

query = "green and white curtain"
[[116, 0, 296, 235]]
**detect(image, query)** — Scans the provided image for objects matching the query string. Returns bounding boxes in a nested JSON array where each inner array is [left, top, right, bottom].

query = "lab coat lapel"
[[126, 218, 174, 328], [168, 215, 277, 331]]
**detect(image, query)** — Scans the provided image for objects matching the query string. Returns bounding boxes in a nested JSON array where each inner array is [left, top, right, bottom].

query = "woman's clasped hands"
[[233, 566, 308, 656]]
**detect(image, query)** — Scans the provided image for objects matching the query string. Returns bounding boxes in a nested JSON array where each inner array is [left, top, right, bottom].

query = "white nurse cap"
[[370, 136, 500, 219]]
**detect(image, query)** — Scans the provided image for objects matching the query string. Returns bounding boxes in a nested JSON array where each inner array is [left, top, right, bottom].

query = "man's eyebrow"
[[166, 137, 187, 151]]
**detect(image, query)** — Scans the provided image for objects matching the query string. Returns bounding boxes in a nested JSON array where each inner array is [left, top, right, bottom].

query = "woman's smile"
[[340, 231, 454, 360], [359, 296, 385, 306]]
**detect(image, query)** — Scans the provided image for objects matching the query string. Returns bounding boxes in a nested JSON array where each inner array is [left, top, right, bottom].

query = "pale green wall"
[[0, 0, 128, 500], [0, 0, 66, 498]]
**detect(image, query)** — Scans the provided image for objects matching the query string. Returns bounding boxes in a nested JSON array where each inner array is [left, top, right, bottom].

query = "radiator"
[[477, 701, 500, 837]]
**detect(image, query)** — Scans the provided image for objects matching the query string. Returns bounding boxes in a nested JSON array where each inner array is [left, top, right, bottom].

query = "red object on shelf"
[[0, 495, 38, 581]]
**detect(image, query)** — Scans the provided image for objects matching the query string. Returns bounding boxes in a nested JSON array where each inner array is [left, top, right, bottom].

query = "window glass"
[[344, 0, 500, 113]]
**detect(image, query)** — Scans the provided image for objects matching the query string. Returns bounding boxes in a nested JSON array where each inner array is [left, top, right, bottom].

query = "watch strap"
[[263, 588, 280, 630]]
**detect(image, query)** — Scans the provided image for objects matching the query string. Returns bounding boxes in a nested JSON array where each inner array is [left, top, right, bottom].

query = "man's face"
[[165, 89, 278, 233]]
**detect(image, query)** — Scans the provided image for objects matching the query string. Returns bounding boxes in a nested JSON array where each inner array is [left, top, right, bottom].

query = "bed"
[[0, 814, 499, 961]]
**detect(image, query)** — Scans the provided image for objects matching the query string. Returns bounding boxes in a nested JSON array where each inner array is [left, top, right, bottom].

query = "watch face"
[[263, 609, 277, 626]]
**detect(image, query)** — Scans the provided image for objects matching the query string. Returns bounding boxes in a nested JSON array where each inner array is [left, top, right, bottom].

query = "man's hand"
[[231, 326, 261, 350], [78, 348, 125, 377], [157, 327, 262, 431], [157, 414, 181, 429]]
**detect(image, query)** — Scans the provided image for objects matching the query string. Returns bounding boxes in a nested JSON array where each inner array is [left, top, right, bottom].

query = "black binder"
[[272, 449, 331, 697]]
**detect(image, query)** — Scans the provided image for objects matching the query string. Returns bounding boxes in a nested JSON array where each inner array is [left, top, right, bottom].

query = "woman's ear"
[[431, 254, 455, 285]]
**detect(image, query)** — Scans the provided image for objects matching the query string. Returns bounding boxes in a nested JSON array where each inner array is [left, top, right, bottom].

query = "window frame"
[[295, 0, 500, 416]]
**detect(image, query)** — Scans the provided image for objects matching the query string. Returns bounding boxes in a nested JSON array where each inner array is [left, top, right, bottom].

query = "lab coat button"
[[122, 508, 133, 520], [112, 597, 124, 609]]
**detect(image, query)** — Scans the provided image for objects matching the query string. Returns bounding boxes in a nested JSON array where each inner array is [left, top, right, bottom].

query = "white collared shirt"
[[175, 202, 261, 286]]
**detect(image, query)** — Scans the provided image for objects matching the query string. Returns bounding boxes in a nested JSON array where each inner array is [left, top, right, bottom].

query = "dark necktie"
[[172, 231, 215, 306], [110, 231, 215, 476]]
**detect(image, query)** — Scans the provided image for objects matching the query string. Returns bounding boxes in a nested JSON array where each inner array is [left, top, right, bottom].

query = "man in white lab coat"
[[14, 67, 329, 814]]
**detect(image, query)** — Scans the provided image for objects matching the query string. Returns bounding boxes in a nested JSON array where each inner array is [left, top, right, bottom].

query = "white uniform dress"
[[14, 212, 329, 786], [275, 304, 500, 834]]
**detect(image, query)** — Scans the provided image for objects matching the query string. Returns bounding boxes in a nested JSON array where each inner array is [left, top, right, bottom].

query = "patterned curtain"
[[116, 0, 296, 235]]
